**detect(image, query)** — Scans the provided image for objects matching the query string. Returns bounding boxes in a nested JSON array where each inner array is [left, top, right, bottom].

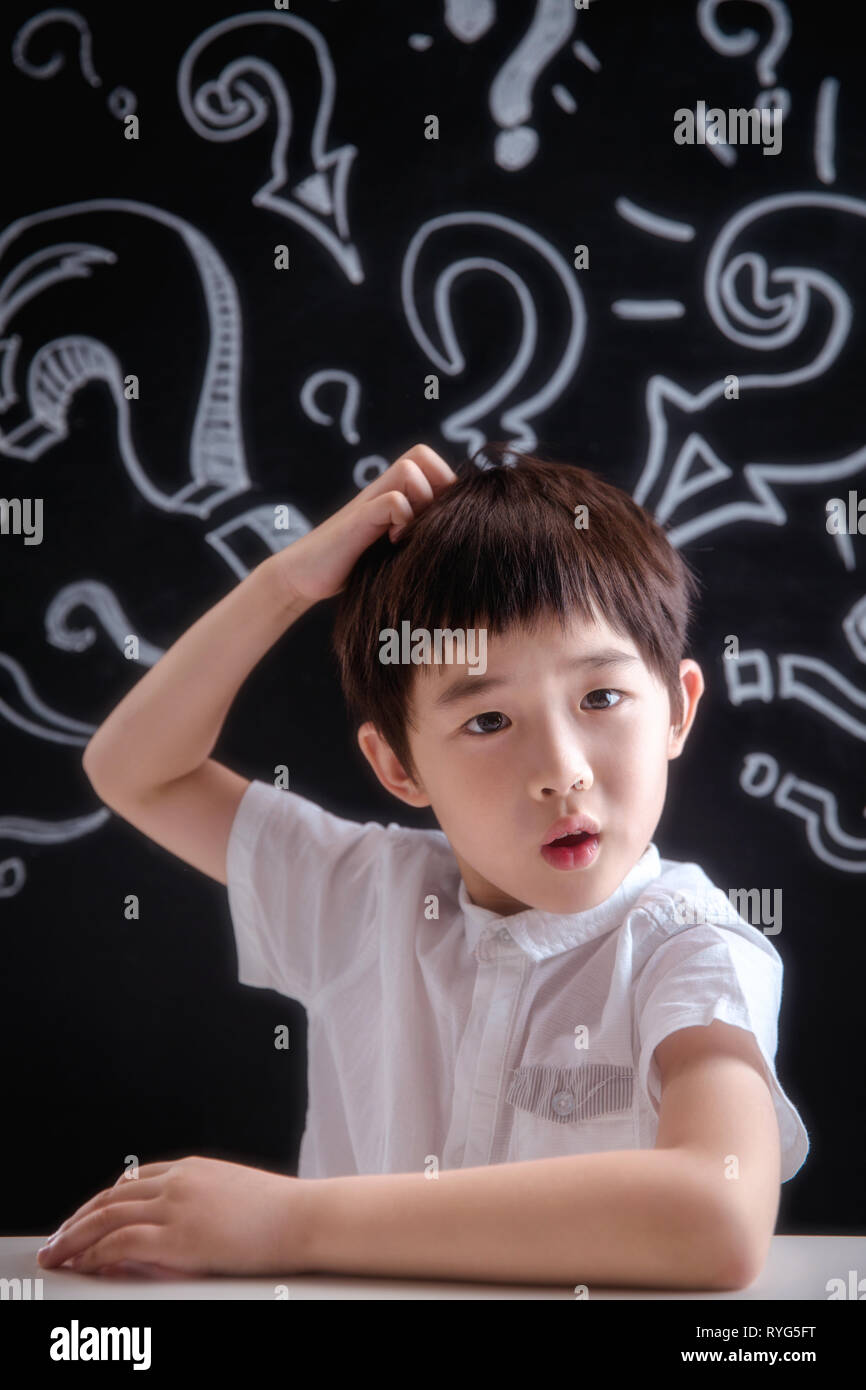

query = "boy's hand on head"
[[275, 444, 457, 604], [36, 1155, 316, 1278]]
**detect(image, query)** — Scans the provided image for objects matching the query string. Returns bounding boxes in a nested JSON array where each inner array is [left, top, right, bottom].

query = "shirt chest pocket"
[[505, 1061, 638, 1160]]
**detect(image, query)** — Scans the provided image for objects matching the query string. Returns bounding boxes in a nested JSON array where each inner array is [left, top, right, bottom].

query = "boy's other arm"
[[300, 1019, 781, 1289], [82, 555, 315, 885], [651, 1016, 782, 1280]]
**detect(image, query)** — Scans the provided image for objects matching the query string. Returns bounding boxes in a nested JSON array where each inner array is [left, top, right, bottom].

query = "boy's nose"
[[538, 769, 594, 797], [529, 719, 595, 798]]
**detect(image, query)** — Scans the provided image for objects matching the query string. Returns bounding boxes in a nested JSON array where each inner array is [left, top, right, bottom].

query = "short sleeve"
[[634, 925, 810, 1182], [226, 779, 388, 1008]]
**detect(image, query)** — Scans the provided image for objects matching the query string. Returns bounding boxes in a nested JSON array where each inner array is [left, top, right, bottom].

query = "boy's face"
[[358, 610, 704, 918]]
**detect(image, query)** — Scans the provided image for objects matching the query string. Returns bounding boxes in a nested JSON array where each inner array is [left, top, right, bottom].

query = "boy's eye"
[[463, 689, 623, 735], [582, 688, 623, 711], [464, 710, 508, 735]]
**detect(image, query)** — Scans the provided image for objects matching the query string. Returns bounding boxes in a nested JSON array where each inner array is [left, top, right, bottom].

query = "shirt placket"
[[443, 927, 528, 1169]]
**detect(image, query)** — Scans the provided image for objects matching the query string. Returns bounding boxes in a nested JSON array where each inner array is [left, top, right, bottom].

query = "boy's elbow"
[[673, 1162, 768, 1292], [704, 1237, 762, 1292], [668, 1227, 757, 1293], [82, 737, 105, 787], [82, 736, 120, 800], [700, 1199, 769, 1292], [724, 1219, 773, 1291]]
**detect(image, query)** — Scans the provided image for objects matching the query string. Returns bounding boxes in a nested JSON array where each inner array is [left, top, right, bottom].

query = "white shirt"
[[226, 780, 809, 1183]]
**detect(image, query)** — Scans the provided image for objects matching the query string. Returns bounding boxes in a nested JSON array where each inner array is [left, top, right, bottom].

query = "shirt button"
[[552, 1089, 575, 1116], [497, 927, 512, 942]]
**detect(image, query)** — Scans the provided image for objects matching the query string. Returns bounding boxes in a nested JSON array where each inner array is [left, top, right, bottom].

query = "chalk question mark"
[[12, 7, 137, 118], [299, 369, 389, 489], [401, 210, 586, 457], [489, 1, 577, 170], [697, 0, 791, 118]]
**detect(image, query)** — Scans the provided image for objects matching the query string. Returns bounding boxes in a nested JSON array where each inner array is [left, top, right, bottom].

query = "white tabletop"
[[4, 1235, 865, 1299]]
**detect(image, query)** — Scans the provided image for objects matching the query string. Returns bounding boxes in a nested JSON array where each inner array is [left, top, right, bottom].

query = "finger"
[[386, 461, 436, 541], [394, 456, 436, 511], [398, 444, 458, 493], [358, 490, 415, 542], [38, 1195, 164, 1268], [60, 1224, 165, 1276], [114, 1163, 177, 1184], [50, 1176, 166, 1240], [358, 445, 456, 501]]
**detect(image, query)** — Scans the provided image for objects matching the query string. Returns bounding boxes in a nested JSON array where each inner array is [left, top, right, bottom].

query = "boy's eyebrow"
[[432, 648, 642, 708]]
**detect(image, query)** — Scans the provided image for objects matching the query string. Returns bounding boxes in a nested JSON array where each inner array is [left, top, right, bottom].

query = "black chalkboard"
[[2, 0, 863, 1246]]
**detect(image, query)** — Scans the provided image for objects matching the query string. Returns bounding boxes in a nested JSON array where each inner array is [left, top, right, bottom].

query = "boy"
[[38, 443, 808, 1289]]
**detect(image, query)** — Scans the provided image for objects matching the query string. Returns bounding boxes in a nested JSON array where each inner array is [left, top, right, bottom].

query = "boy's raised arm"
[[81, 555, 314, 804], [81, 445, 456, 883], [81, 558, 315, 884]]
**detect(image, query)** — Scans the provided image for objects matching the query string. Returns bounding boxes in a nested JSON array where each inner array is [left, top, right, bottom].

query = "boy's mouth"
[[540, 831, 601, 870], [540, 814, 601, 870]]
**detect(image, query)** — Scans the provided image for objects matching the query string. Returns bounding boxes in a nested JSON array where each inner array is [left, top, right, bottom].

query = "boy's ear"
[[356, 721, 431, 808], [667, 660, 705, 759]]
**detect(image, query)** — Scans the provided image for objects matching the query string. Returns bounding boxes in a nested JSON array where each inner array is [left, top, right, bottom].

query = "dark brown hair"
[[331, 443, 703, 786]]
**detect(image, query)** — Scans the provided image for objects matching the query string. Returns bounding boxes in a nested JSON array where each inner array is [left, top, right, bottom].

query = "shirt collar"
[[457, 842, 662, 963]]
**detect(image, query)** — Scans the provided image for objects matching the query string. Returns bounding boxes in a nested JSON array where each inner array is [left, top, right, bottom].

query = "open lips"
[[541, 815, 600, 846], [540, 815, 601, 868]]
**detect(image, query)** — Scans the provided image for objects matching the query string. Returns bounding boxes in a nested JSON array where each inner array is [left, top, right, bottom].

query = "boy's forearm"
[[301, 1148, 747, 1291], [83, 554, 314, 794]]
